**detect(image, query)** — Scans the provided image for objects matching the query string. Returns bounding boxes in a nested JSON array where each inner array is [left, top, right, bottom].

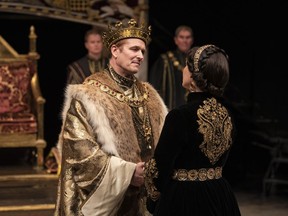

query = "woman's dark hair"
[[186, 45, 229, 96]]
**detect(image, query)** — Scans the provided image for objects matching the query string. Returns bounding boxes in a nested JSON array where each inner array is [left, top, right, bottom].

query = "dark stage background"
[[0, 0, 287, 176]]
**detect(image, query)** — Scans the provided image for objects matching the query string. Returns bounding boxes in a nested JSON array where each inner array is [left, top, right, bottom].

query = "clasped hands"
[[130, 162, 145, 187]]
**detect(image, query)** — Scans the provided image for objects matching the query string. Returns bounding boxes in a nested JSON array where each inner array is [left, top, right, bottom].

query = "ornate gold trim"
[[172, 167, 222, 181], [0, 1, 149, 27], [193, 44, 214, 72], [0, 204, 55, 212], [86, 79, 149, 107]]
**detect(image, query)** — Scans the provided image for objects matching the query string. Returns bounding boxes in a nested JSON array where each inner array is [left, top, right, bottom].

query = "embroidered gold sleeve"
[[144, 158, 160, 201], [62, 99, 110, 197], [197, 97, 233, 164]]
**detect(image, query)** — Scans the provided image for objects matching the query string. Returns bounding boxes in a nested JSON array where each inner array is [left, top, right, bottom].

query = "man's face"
[[112, 38, 146, 76], [85, 33, 104, 56], [174, 30, 193, 53]]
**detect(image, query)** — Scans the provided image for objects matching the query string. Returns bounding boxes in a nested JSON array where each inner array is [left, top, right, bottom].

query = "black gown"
[[145, 92, 241, 216]]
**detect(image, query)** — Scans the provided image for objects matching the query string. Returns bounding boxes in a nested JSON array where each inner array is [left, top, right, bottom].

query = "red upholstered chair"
[[0, 26, 46, 169]]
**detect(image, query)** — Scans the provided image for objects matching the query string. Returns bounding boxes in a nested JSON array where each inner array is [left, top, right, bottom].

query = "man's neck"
[[88, 53, 101, 61]]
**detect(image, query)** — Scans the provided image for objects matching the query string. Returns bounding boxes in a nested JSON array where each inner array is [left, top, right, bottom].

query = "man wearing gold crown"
[[54, 19, 168, 216]]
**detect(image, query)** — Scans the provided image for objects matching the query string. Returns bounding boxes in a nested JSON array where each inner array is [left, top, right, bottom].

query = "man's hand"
[[130, 162, 145, 187]]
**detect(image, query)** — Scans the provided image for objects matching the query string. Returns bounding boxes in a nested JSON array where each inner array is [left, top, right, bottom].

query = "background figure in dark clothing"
[[44, 27, 109, 174], [149, 25, 194, 110], [144, 45, 241, 215], [66, 27, 109, 84]]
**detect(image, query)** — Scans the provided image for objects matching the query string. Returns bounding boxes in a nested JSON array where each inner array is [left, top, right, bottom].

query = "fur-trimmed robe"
[[54, 71, 168, 216]]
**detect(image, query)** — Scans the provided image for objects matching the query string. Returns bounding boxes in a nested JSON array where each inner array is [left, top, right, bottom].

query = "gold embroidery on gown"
[[144, 158, 160, 201], [197, 97, 233, 164]]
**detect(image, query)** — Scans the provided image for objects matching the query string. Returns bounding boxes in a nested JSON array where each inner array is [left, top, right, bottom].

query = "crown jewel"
[[102, 19, 151, 49]]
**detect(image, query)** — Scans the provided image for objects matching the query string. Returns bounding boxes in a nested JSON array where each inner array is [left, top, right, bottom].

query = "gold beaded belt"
[[172, 167, 222, 181]]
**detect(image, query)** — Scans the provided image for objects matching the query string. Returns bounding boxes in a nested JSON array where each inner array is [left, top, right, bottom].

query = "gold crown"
[[102, 19, 151, 49]]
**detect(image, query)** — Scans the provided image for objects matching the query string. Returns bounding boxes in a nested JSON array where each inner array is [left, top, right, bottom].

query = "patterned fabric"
[[0, 64, 37, 134]]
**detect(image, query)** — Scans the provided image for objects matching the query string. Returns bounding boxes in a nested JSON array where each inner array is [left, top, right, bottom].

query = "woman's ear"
[[189, 80, 198, 92], [189, 82, 195, 92]]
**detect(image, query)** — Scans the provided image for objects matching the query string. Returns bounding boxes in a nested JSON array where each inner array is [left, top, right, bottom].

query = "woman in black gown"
[[144, 44, 241, 216]]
